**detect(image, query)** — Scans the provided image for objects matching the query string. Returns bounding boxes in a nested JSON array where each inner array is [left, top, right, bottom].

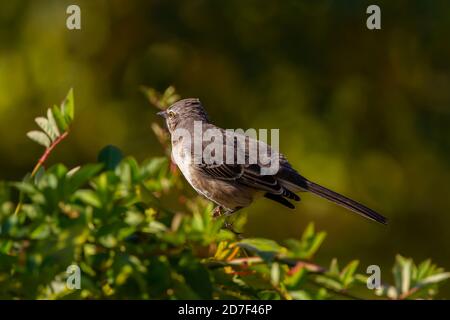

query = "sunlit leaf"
[[74, 189, 102, 208], [340, 260, 359, 287], [27, 130, 51, 147], [61, 88, 74, 122], [35, 117, 58, 141], [418, 272, 450, 286]]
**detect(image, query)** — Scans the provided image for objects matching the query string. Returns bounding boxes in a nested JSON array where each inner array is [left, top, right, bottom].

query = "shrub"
[[0, 88, 448, 299]]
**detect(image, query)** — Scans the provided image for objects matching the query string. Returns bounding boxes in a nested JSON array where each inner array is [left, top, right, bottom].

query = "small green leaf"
[[270, 262, 280, 286], [418, 272, 450, 286], [315, 275, 343, 291], [393, 255, 412, 295], [52, 104, 68, 132], [239, 238, 283, 253], [340, 260, 359, 287], [33, 167, 45, 184], [27, 131, 51, 147], [329, 258, 340, 275], [68, 163, 103, 193], [302, 222, 315, 240], [416, 259, 432, 280], [74, 189, 102, 208], [142, 221, 167, 234], [62, 88, 74, 122], [67, 166, 81, 177], [238, 238, 285, 262], [30, 223, 50, 239]]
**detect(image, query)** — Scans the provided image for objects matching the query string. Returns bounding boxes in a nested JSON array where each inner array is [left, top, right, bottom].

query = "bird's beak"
[[157, 110, 167, 118]]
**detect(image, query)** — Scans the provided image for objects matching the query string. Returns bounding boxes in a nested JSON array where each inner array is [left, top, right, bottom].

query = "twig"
[[204, 256, 325, 273], [31, 131, 69, 176], [14, 131, 69, 215]]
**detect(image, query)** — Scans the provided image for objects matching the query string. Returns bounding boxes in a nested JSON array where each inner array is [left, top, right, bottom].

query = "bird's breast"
[[172, 143, 193, 182]]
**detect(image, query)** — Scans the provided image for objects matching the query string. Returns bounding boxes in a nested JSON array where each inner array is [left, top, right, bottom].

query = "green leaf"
[[416, 259, 432, 280], [418, 272, 450, 286], [98, 145, 124, 171], [285, 267, 307, 290], [33, 167, 45, 184], [0, 240, 13, 254], [289, 290, 312, 300], [74, 189, 102, 208], [30, 223, 50, 239], [396, 255, 412, 294], [238, 238, 285, 262], [62, 88, 74, 122], [315, 275, 343, 291], [52, 104, 68, 132], [27, 130, 51, 147], [142, 221, 167, 234], [340, 260, 359, 287], [270, 262, 280, 286], [68, 163, 103, 193], [329, 258, 340, 275], [239, 238, 283, 253], [285, 223, 326, 259]]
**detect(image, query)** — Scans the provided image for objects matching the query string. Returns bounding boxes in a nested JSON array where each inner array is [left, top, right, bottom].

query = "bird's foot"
[[223, 220, 244, 239]]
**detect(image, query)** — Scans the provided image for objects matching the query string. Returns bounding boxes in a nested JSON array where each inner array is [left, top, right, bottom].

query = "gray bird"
[[157, 98, 387, 225]]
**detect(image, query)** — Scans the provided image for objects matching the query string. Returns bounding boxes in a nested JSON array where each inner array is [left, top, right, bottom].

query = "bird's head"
[[157, 98, 209, 133]]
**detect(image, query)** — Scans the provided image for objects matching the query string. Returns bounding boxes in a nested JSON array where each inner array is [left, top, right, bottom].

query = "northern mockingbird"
[[157, 98, 387, 225]]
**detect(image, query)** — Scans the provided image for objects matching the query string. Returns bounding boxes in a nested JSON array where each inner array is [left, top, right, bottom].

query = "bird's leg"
[[212, 206, 244, 237], [212, 206, 223, 218], [223, 207, 244, 238]]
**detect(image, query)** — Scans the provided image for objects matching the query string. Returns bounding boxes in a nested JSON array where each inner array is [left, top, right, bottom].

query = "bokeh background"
[[1, 0, 449, 295]]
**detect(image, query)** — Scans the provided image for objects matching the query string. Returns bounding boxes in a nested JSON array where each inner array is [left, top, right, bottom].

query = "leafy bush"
[[0, 88, 448, 299]]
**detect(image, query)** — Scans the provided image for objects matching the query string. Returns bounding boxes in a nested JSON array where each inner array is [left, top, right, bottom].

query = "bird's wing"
[[195, 161, 301, 199], [195, 162, 282, 194], [193, 125, 298, 196]]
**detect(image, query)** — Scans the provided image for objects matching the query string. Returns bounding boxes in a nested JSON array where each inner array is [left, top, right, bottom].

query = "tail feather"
[[305, 180, 387, 225]]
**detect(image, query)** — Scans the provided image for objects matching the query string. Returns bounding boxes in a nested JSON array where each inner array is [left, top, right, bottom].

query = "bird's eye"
[[168, 110, 175, 118]]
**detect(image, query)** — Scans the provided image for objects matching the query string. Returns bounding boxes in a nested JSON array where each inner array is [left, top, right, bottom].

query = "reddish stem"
[[31, 131, 69, 177]]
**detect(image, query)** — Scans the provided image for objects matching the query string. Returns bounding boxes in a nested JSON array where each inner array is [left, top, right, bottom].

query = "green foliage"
[[1, 158, 448, 299], [0, 87, 448, 299], [376, 255, 450, 299]]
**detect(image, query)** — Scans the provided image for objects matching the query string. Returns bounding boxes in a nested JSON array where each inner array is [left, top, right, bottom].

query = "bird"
[[157, 98, 387, 225]]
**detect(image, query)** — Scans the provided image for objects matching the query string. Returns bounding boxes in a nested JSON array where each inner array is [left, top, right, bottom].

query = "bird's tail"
[[305, 180, 387, 225]]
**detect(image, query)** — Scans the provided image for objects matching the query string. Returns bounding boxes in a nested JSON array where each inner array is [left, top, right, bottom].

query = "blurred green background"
[[0, 1, 449, 295]]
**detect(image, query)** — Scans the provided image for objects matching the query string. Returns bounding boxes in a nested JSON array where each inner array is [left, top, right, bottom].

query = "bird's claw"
[[223, 221, 244, 239], [212, 206, 243, 238]]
